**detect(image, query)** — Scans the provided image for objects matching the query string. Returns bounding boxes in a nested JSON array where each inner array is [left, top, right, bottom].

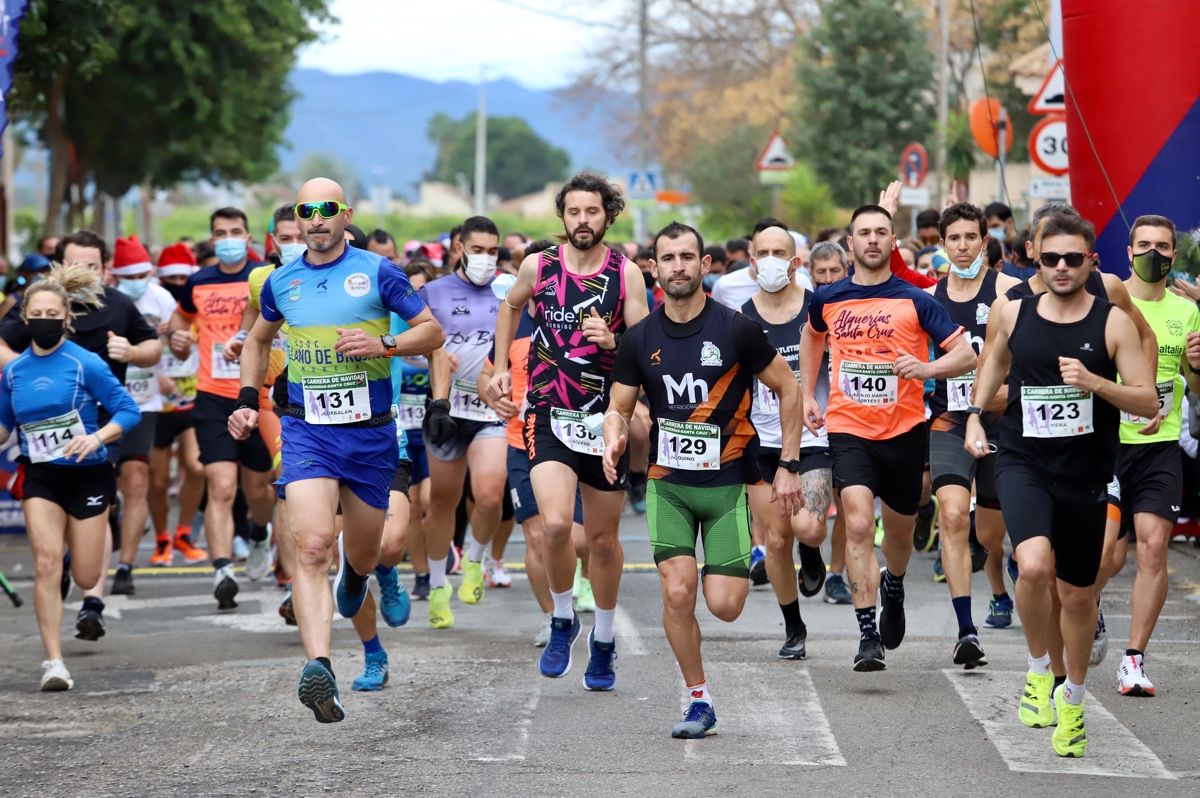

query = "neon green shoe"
[[458, 560, 485, 605], [1018, 671, 1056, 728], [873, 514, 885, 548], [428, 585, 455, 629], [574, 577, 596, 613], [1051, 685, 1087, 757]]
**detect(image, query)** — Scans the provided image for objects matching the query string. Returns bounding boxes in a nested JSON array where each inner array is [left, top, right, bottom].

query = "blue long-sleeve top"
[[0, 339, 142, 466]]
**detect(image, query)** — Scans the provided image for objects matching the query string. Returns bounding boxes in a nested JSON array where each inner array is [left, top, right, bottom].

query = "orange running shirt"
[[176, 262, 260, 399], [486, 311, 536, 449]]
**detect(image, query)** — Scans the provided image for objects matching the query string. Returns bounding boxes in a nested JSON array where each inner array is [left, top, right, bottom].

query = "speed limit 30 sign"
[[1030, 115, 1068, 175]]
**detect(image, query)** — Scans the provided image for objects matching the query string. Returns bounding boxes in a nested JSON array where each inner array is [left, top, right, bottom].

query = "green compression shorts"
[[645, 480, 751, 578]]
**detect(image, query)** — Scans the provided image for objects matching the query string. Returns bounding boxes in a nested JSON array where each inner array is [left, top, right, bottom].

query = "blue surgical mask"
[[214, 238, 248, 265], [116, 277, 150, 300], [278, 242, 306, 264], [950, 250, 984, 280], [987, 226, 1006, 242]]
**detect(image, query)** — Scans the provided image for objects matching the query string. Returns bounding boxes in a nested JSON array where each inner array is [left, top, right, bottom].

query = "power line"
[[491, 0, 627, 31]]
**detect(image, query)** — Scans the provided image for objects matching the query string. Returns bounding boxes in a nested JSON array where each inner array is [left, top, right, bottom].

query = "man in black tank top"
[[964, 214, 1157, 759], [924, 203, 1021, 670]]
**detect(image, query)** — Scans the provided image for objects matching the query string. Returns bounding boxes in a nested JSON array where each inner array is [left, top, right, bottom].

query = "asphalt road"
[[2, 511, 1199, 798]]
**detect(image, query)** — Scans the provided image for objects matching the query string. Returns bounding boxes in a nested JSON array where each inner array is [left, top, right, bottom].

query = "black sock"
[[82, 596, 104, 612], [342, 561, 366, 588], [780, 600, 804, 632], [249, 524, 270, 543], [855, 607, 878, 639], [1053, 674, 1066, 691], [882, 569, 905, 598], [316, 656, 333, 676], [117, 562, 132, 573], [916, 501, 934, 520], [629, 471, 647, 488], [1125, 648, 1144, 657], [213, 557, 231, 571], [993, 593, 1009, 602]]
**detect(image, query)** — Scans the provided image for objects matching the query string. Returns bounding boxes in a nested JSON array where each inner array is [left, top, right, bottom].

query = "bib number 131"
[[303, 372, 370, 425]]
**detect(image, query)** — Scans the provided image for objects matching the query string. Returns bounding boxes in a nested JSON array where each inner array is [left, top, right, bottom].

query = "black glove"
[[424, 398, 458, 447]]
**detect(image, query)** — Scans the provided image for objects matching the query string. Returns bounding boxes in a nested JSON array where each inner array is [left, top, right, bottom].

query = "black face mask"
[[1131, 249, 1173, 283], [161, 282, 188, 302], [27, 318, 65, 349]]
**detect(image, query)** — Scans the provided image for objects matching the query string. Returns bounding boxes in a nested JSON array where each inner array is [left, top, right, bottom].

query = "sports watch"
[[380, 333, 398, 357], [779, 459, 803, 474]]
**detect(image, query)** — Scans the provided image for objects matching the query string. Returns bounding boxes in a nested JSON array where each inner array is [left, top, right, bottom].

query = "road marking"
[[614, 604, 648, 656], [682, 663, 846, 766], [67, 589, 284, 620], [944, 669, 1175, 780]]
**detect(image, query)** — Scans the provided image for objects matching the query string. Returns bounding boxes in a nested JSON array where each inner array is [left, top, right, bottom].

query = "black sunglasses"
[[1039, 251, 1089, 269]]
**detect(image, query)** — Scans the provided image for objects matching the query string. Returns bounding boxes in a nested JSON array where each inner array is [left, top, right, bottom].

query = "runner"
[[418, 216, 508, 624], [602, 221, 804, 737], [0, 264, 141, 690], [486, 172, 649, 686], [1111, 214, 1200, 696], [740, 225, 830, 660], [169, 207, 276, 611], [800, 204, 976, 672], [965, 212, 1157, 757], [229, 178, 444, 723], [924, 203, 1020, 668]]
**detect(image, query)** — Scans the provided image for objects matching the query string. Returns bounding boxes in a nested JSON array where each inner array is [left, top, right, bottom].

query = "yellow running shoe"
[[1051, 685, 1087, 757], [1018, 671, 1056, 728], [428, 585, 455, 629], [458, 560, 485, 605]]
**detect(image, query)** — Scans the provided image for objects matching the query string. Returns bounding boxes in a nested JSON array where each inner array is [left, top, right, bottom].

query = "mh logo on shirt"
[[663, 373, 709, 406]]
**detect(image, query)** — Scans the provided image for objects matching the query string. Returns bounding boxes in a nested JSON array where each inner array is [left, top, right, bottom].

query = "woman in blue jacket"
[[0, 264, 141, 692]]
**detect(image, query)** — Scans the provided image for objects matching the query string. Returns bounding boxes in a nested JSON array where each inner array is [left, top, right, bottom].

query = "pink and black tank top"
[[527, 245, 628, 413]]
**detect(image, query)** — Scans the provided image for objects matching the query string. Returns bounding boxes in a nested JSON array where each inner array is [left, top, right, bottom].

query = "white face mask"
[[463, 253, 497, 285], [278, 242, 306, 264], [754, 256, 791, 293]]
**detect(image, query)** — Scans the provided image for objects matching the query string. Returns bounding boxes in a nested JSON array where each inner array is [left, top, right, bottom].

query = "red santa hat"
[[156, 242, 197, 277], [112, 235, 154, 276]]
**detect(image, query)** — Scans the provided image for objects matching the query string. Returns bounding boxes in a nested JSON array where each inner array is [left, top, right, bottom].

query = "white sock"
[[1063, 679, 1086, 705], [551, 589, 574, 620], [593, 607, 615, 644], [686, 681, 711, 704], [429, 555, 448, 589], [467, 536, 487, 563], [1028, 652, 1051, 674]]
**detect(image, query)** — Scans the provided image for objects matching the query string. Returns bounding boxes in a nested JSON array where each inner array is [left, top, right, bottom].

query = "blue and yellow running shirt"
[[259, 246, 427, 423], [0, 340, 142, 466]]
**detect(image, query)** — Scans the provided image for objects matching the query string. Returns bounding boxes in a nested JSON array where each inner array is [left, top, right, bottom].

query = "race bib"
[[210, 343, 240, 380], [840, 361, 897, 406], [125, 367, 155, 405], [550, 408, 603, 455], [302, 372, 370, 425], [947, 370, 976, 412], [395, 393, 426, 431], [162, 348, 198, 378], [1121, 379, 1175, 424], [657, 418, 720, 471], [22, 410, 87, 464], [1021, 385, 1093, 438], [449, 378, 498, 423], [755, 370, 800, 414]]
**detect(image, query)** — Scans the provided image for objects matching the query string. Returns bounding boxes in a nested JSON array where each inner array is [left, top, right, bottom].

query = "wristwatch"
[[380, 333, 398, 357], [779, 459, 803, 474], [965, 405, 984, 416]]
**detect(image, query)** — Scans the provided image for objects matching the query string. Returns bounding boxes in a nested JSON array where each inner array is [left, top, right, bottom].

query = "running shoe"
[[932, 556, 946, 583], [1006, 552, 1019, 583], [174, 532, 208, 564], [149, 534, 173, 567], [298, 659, 344, 723], [60, 552, 72, 600], [583, 629, 617, 691], [749, 545, 768, 586], [878, 568, 906, 650], [629, 481, 647, 515], [213, 564, 239, 610], [853, 636, 886, 672], [412, 573, 430, 601], [75, 604, 105, 641], [428, 584, 454, 629], [333, 534, 369, 619], [1117, 653, 1156, 697], [111, 567, 135, 596], [485, 557, 513, 588], [458, 559, 485, 605], [376, 566, 411, 627], [823, 572, 852, 605], [953, 633, 987, 670], [1051, 685, 1087, 757], [352, 650, 389, 692], [231, 535, 250, 561], [1089, 602, 1108, 666], [778, 627, 807, 660], [873, 514, 884, 548], [797, 543, 826, 597], [1019, 671, 1056, 728], [913, 498, 939, 552], [279, 592, 296, 626], [40, 659, 73, 692], [985, 595, 1013, 628], [671, 701, 717, 739], [245, 539, 272, 582], [539, 613, 581, 678], [533, 615, 552, 647], [574, 577, 596, 613]]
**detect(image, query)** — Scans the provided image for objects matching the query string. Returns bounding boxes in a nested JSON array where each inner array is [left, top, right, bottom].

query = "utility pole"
[[936, 0, 949, 204], [474, 64, 487, 214], [634, 0, 649, 244]]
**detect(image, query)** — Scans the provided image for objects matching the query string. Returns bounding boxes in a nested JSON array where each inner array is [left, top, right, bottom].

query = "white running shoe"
[[1117, 653, 1156, 697], [231, 536, 250, 561], [1089, 603, 1108, 666], [40, 659, 73, 691], [246, 540, 272, 582], [533, 615, 552, 648], [486, 557, 512, 588]]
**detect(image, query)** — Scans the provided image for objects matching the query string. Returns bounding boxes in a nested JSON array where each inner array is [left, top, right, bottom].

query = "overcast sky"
[[297, 0, 626, 89]]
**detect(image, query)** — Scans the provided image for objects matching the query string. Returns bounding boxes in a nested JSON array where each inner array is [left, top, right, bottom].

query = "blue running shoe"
[[333, 533, 369, 619], [376, 566, 410, 627], [298, 660, 344, 723], [749, 545, 768, 586], [583, 629, 617, 691], [1007, 553, 1019, 584], [985, 595, 1014, 628], [352, 650, 389, 692], [412, 573, 430, 601], [671, 701, 717, 739], [539, 613, 581, 678]]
